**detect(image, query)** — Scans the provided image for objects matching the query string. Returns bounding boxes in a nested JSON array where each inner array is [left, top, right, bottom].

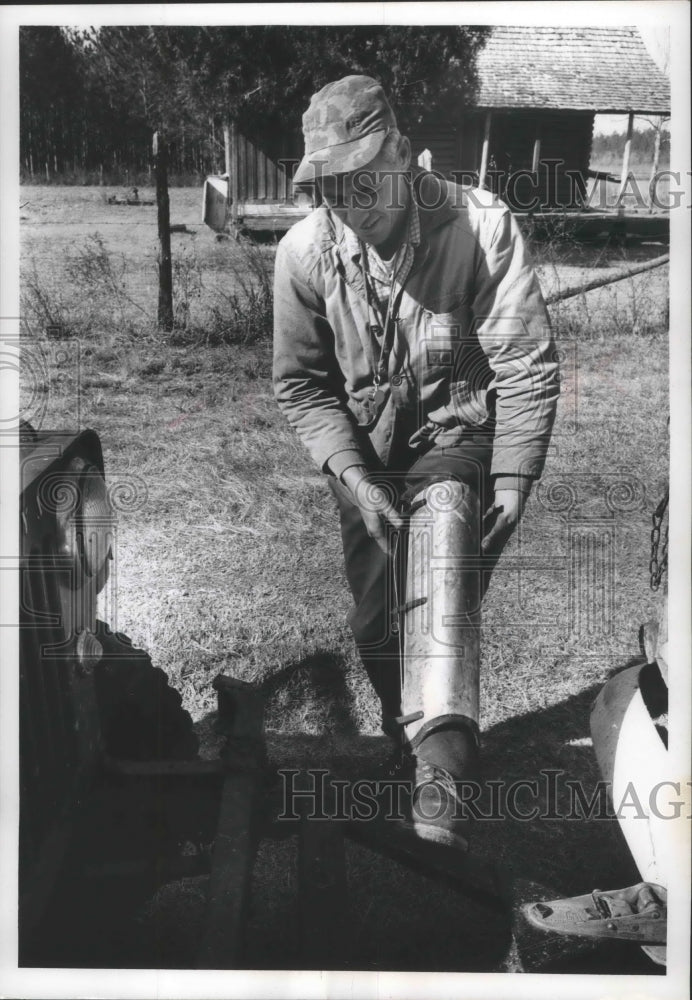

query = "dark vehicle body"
[[18, 427, 256, 968]]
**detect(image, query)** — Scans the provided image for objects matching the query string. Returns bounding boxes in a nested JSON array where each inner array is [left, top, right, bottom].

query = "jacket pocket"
[[419, 302, 491, 431], [413, 304, 465, 404], [420, 301, 468, 373]]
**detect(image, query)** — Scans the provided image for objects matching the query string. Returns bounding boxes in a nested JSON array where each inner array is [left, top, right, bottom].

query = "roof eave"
[[473, 104, 670, 116]]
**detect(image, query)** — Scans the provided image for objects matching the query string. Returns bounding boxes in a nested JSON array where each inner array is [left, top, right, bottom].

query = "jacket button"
[[391, 374, 403, 386]]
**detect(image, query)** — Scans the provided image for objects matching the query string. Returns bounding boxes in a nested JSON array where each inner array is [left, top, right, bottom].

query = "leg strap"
[[407, 713, 481, 752]]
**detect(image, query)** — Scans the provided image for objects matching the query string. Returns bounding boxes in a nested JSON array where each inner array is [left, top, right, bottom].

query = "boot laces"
[[414, 758, 463, 806], [380, 751, 461, 804]]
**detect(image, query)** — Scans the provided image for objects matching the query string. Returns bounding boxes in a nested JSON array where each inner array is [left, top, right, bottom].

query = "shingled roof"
[[475, 26, 670, 114]]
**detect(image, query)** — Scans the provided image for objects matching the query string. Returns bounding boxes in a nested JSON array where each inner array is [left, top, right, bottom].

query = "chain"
[[649, 489, 669, 591], [390, 529, 406, 760]]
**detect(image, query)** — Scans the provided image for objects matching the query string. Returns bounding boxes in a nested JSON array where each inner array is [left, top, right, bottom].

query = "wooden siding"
[[490, 110, 593, 208], [450, 110, 594, 209], [409, 125, 461, 180], [235, 130, 302, 204], [228, 26, 667, 217], [232, 110, 594, 215]]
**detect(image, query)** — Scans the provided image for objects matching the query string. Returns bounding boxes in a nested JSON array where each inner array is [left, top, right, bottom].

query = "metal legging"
[[399, 479, 481, 746]]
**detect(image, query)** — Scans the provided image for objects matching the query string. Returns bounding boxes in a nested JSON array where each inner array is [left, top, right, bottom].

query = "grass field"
[[18, 186, 671, 969]]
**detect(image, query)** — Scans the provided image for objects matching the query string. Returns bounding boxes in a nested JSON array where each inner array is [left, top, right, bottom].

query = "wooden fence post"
[[153, 131, 173, 331]]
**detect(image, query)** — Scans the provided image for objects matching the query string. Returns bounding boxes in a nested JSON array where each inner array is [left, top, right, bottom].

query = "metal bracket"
[[522, 881, 667, 945], [391, 596, 427, 632]]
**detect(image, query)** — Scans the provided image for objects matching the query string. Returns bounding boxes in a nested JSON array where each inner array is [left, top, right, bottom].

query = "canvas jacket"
[[273, 170, 559, 488]]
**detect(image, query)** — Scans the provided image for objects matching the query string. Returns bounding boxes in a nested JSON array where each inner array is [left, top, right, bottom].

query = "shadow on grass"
[[479, 683, 637, 894], [230, 666, 661, 974], [259, 649, 362, 738], [120, 658, 661, 974]]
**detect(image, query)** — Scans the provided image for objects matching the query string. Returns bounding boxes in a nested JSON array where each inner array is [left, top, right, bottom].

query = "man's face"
[[318, 139, 411, 250]]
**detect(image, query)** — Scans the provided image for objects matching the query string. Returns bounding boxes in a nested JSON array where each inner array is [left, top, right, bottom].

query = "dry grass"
[[20, 187, 668, 734], [19, 188, 670, 970]]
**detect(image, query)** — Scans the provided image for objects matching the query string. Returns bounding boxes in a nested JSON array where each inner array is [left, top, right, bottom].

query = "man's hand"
[[341, 465, 406, 553], [481, 489, 528, 557]]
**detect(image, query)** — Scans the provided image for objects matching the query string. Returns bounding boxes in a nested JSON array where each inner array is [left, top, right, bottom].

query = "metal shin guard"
[[399, 479, 481, 750]]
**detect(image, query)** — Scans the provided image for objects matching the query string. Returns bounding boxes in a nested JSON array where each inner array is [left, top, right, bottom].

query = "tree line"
[[592, 127, 670, 165], [20, 25, 490, 185]]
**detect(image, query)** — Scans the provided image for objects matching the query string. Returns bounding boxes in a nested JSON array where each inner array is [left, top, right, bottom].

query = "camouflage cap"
[[293, 75, 396, 185]]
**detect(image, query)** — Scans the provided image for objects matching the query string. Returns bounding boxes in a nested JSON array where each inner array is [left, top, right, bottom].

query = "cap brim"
[[293, 130, 388, 185]]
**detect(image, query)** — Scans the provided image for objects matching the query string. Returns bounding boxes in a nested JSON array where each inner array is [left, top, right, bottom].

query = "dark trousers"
[[329, 440, 496, 734]]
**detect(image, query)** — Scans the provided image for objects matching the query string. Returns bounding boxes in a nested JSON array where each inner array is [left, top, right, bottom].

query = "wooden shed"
[[209, 26, 670, 231], [429, 26, 671, 211]]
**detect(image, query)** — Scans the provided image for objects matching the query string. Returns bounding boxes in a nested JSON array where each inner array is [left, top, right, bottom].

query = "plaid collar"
[[368, 197, 421, 292]]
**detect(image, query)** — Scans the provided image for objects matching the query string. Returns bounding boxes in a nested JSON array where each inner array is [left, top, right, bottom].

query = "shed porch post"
[[648, 116, 666, 212], [532, 137, 542, 174], [617, 112, 634, 206], [478, 111, 492, 189]]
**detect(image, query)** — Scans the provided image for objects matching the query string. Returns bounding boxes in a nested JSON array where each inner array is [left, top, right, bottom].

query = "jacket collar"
[[412, 167, 458, 239], [408, 169, 458, 278]]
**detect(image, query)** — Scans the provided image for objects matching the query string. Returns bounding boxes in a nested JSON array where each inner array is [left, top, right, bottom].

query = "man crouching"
[[273, 75, 559, 850]]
